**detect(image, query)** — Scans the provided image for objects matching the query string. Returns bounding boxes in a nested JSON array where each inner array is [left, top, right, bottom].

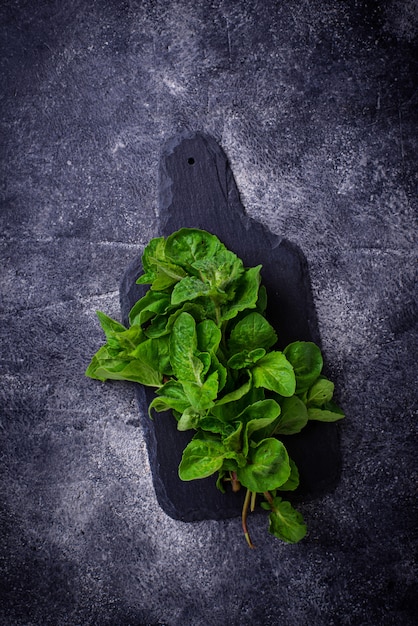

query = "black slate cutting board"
[[120, 131, 341, 522]]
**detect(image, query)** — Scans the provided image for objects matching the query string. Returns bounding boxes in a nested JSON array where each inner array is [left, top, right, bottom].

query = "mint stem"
[[242, 488, 255, 549], [231, 471, 240, 492], [263, 491, 274, 507]]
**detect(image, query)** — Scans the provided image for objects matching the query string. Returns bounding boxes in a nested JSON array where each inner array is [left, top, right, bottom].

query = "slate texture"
[[1, 1, 417, 625]]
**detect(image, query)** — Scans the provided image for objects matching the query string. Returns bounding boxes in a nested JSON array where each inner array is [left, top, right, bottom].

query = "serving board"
[[120, 131, 341, 521]]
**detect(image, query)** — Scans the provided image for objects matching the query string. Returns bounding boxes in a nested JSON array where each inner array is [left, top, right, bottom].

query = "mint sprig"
[[86, 228, 344, 547]]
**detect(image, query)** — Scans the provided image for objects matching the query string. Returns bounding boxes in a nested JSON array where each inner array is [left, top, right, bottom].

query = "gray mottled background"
[[1, 1, 417, 624]]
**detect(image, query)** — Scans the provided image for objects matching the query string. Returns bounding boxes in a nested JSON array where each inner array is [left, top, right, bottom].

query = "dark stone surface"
[[1, 1, 417, 625], [120, 131, 341, 521]]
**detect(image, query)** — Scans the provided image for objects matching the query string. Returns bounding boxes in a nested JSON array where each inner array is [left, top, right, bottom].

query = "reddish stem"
[[263, 491, 274, 507], [231, 471, 241, 492]]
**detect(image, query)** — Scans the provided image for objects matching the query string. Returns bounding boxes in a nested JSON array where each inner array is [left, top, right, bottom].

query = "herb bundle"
[[86, 228, 344, 547]]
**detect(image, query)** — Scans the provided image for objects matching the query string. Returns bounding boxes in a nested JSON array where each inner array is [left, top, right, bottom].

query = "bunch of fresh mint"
[[86, 228, 344, 547]]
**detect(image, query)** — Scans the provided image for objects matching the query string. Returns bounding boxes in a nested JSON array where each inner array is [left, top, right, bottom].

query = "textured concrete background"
[[1, 1, 417, 624]]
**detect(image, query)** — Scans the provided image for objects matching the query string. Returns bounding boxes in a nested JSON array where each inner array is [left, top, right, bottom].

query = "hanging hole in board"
[[188, 157, 195, 165]]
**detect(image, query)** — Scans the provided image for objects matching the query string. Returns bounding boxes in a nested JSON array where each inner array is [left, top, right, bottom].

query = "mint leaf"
[[284, 341, 323, 393], [177, 407, 202, 431], [307, 407, 345, 422], [179, 434, 226, 480], [307, 377, 335, 407], [278, 458, 300, 491], [192, 248, 243, 295], [237, 438, 291, 492], [136, 236, 167, 285], [85, 345, 129, 381], [148, 380, 190, 416], [165, 228, 222, 270], [252, 351, 296, 396], [220, 265, 261, 321], [170, 312, 204, 383], [182, 370, 219, 410], [171, 276, 211, 306], [227, 348, 266, 370], [96, 311, 127, 337], [214, 374, 253, 407], [222, 421, 244, 453], [267, 497, 307, 543], [196, 319, 222, 354], [129, 290, 170, 327], [94, 357, 162, 387], [145, 302, 207, 338], [228, 312, 277, 354], [238, 399, 281, 455], [274, 395, 308, 435]]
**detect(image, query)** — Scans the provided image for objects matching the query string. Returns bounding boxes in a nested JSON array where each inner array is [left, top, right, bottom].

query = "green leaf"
[[222, 421, 244, 453], [196, 319, 222, 354], [220, 265, 262, 321], [182, 370, 219, 410], [96, 311, 127, 338], [148, 397, 180, 417], [241, 399, 280, 426], [220, 457, 240, 472], [148, 380, 190, 416], [133, 335, 171, 374], [113, 324, 145, 354], [86, 323, 168, 386], [136, 236, 186, 289], [228, 312, 277, 353], [129, 291, 171, 327], [142, 312, 171, 338], [192, 248, 244, 293], [197, 351, 212, 378], [237, 438, 291, 492], [85, 345, 128, 381], [95, 358, 161, 386], [90, 335, 169, 387], [284, 341, 323, 393], [177, 407, 202, 431], [214, 374, 253, 407], [252, 351, 296, 396], [199, 416, 235, 437], [307, 407, 345, 422], [171, 276, 211, 306], [210, 353, 227, 392], [256, 284, 268, 314], [278, 458, 300, 491], [165, 228, 222, 270], [216, 469, 228, 493], [273, 395, 308, 435], [325, 399, 345, 415], [238, 399, 281, 455], [267, 497, 307, 543], [170, 312, 204, 383], [136, 236, 166, 285], [151, 260, 187, 291], [243, 415, 281, 456], [145, 302, 207, 338], [307, 377, 335, 407], [92, 312, 145, 357], [227, 348, 266, 370], [178, 434, 226, 480], [212, 383, 265, 423]]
